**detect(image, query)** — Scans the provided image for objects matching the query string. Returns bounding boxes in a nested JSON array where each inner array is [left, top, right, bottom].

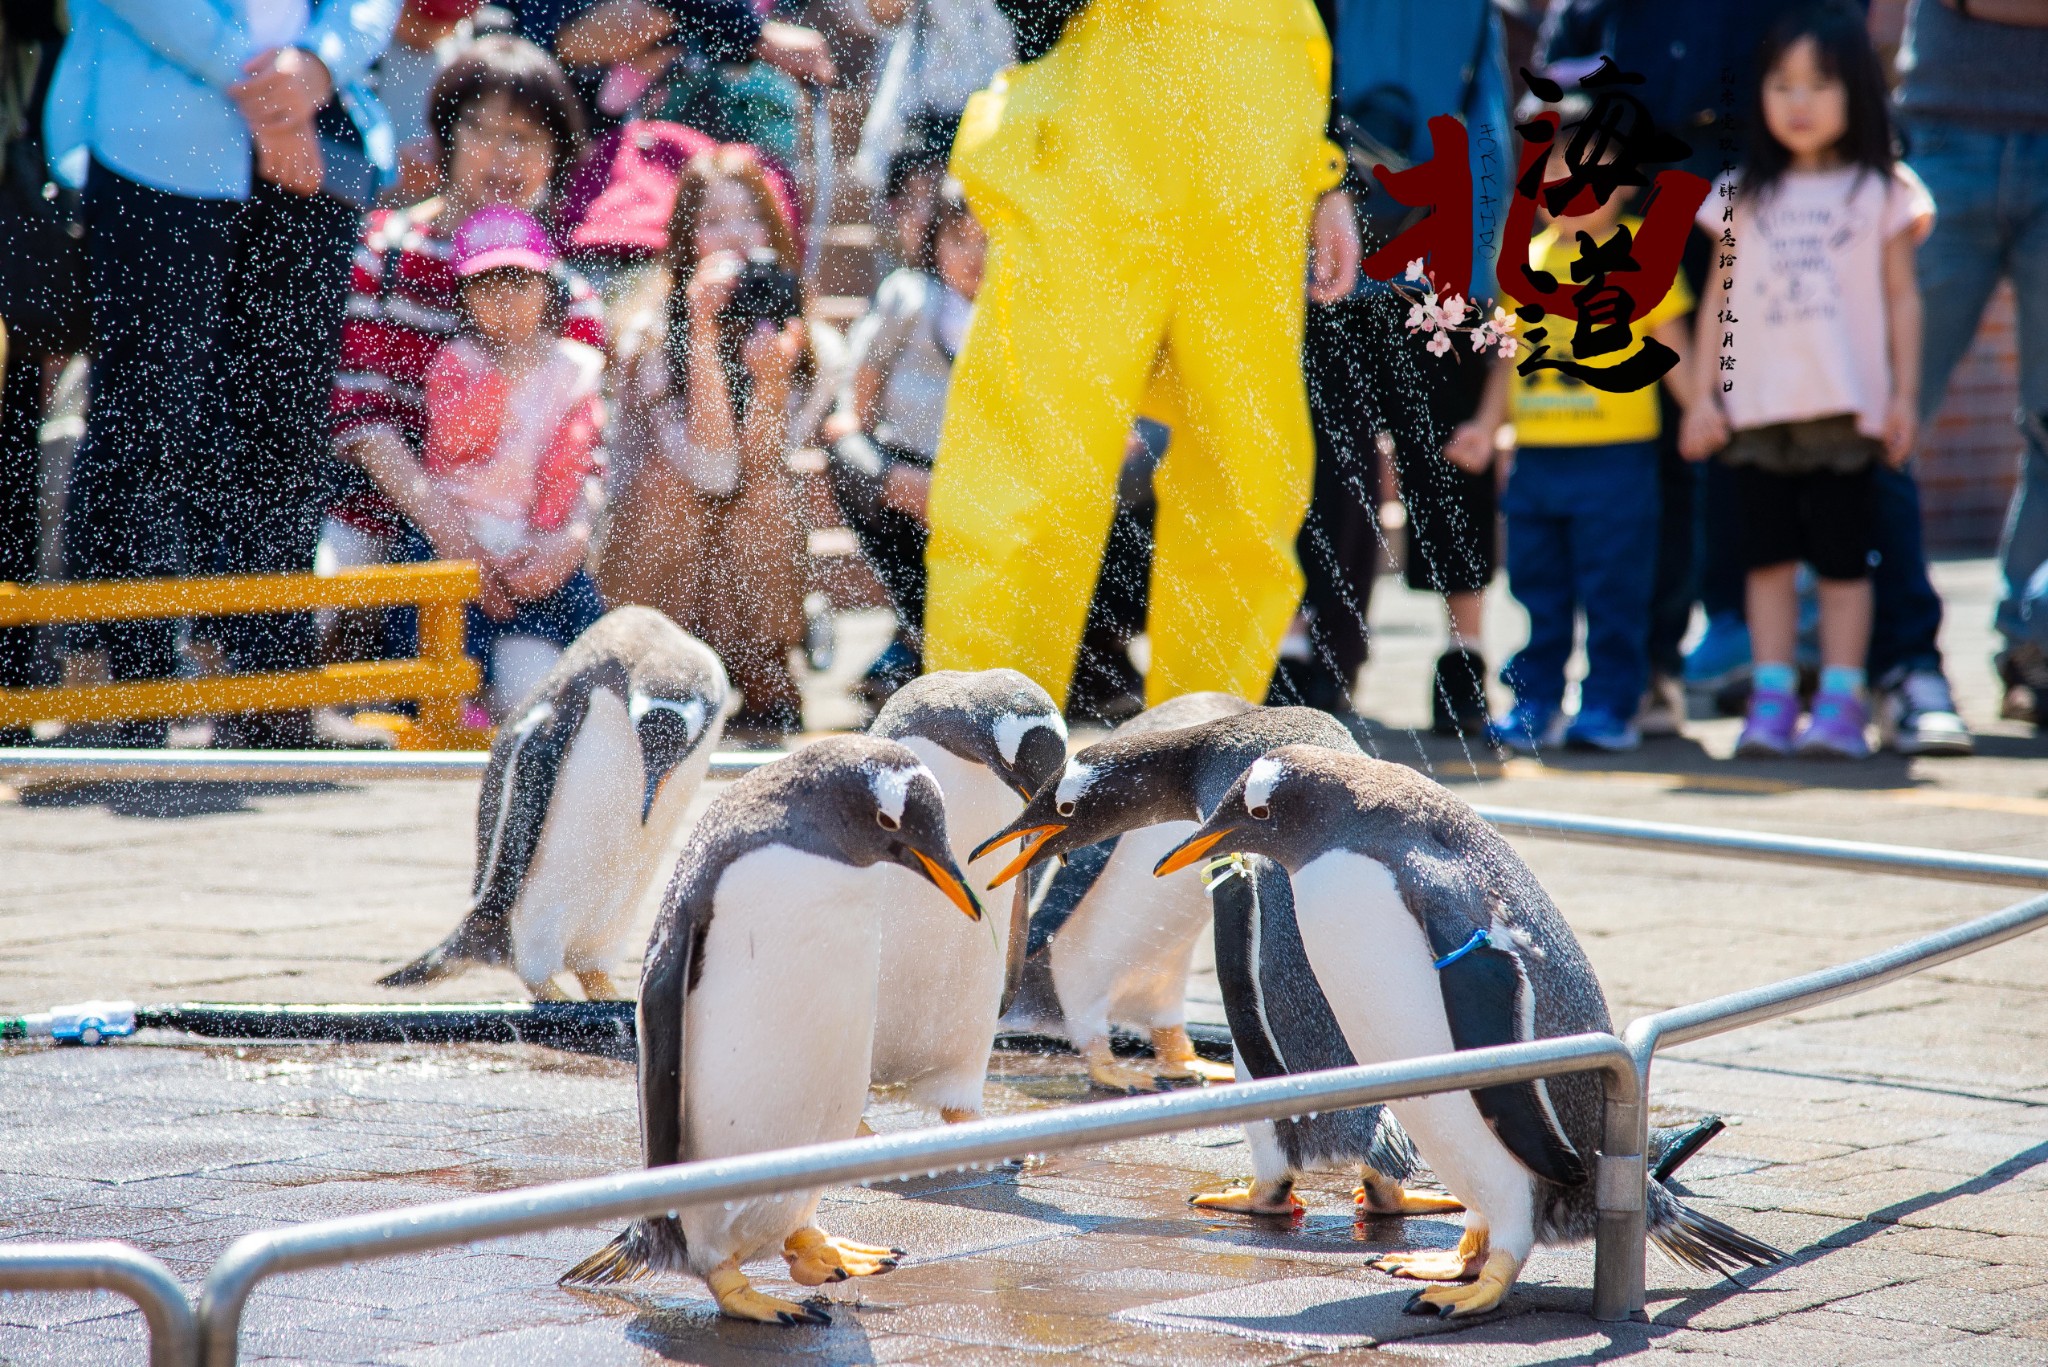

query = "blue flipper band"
[[1434, 928, 1490, 971]]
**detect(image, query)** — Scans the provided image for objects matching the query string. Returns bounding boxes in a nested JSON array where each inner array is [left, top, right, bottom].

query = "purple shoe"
[[1735, 688, 1798, 758], [1796, 690, 1872, 759]]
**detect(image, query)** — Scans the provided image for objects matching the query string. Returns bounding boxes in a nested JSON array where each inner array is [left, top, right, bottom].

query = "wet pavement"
[[6, 562, 2048, 1363]]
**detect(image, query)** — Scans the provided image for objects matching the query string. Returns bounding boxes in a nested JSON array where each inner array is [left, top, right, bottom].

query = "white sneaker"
[[1636, 673, 1686, 738], [1879, 670, 1975, 757]]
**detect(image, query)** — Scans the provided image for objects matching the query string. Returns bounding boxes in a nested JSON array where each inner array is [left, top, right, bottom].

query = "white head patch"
[[1243, 757, 1287, 813], [992, 710, 1066, 765], [1054, 760, 1098, 809], [869, 763, 926, 825], [629, 693, 707, 745]]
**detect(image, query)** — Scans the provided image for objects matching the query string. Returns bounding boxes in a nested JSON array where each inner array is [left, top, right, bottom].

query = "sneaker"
[[1485, 702, 1565, 756], [1636, 673, 1686, 738], [1734, 688, 1799, 758], [1795, 690, 1872, 759], [1565, 707, 1642, 752], [1877, 669, 1974, 757], [1431, 648, 1491, 737], [1684, 614, 1752, 692], [1996, 645, 2048, 724]]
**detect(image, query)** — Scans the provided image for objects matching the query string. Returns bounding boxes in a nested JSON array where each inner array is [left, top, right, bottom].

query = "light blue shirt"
[[45, 0, 400, 201]]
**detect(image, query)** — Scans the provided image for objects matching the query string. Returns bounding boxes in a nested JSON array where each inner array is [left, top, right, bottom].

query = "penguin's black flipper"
[[1429, 924, 1588, 1188], [1024, 836, 1118, 957], [468, 692, 588, 950]]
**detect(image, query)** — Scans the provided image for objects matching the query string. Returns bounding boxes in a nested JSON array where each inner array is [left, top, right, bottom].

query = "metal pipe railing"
[[196, 1033, 1642, 1365], [8, 748, 2046, 889], [1472, 805, 2048, 889], [0, 1242, 196, 1367]]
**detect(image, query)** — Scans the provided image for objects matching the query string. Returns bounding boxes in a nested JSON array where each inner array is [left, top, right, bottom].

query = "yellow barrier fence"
[[0, 563, 485, 750]]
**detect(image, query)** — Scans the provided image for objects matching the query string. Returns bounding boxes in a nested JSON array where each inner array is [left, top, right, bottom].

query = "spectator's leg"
[[63, 163, 234, 692], [214, 182, 358, 679], [2000, 128, 2048, 630], [0, 351, 52, 702], [1868, 465, 1947, 681], [1573, 442, 1661, 723], [1289, 293, 1380, 709], [1646, 401, 1694, 680], [1498, 452, 1573, 720]]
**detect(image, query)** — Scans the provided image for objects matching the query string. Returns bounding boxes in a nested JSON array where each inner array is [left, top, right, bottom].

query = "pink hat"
[[451, 206, 557, 278]]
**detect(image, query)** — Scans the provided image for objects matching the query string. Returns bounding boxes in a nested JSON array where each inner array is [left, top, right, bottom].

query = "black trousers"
[[65, 162, 357, 682], [1294, 294, 1382, 699], [0, 347, 53, 692]]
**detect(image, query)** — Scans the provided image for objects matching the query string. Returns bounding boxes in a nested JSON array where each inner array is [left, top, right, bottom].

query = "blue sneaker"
[[1684, 614, 1752, 691], [1486, 702, 1565, 756], [1565, 706, 1642, 753]]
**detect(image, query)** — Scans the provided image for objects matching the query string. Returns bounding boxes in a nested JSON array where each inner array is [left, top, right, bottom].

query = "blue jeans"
[[1907, 118, 2048, 648], [393, 528, 606, 690], [1502, 442, 1660, 718]]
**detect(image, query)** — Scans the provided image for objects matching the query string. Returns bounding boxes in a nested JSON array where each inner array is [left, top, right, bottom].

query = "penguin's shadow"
[[573, 1286, 882, 1363], [1644, 1139, 2048, 1330], [15, 778, 340, 818]]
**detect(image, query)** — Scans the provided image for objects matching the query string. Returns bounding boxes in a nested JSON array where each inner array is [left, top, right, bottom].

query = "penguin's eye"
[[1056, 799, 1076, 817], [1247, 803, 1271, 820], [876, 809, 901, 831]]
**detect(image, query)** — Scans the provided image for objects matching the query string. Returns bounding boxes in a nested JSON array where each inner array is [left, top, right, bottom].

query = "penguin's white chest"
[[1049, 820, 1209, 1035], [680, 847, 909, 1264], [869, 741, 1017, 1102], [1290, 850, 1537, 1248]]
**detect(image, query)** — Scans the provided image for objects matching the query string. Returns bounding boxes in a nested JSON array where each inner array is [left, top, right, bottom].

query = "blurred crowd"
[[0, 0, 2042, 760]]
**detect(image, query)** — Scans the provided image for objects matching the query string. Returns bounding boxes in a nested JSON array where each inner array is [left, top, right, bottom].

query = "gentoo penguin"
[[1151, 745, 1781, 1316], [866, 670, 1069, 1122], [379, 607, 727, 1001], [984, 692, 1251, 1092], [972, 705, 1458, 1222], [561, 735, 981, 1324]]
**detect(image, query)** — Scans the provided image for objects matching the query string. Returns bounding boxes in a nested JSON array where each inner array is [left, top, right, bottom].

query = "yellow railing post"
[[0, 563, 488, 746]]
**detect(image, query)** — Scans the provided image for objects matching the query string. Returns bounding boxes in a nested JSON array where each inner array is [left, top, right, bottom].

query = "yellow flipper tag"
[[1201, 853, 1250, 892]]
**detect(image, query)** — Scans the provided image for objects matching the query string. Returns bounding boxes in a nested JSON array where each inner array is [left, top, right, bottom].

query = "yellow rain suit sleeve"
[[922, 0, 1344, 708]]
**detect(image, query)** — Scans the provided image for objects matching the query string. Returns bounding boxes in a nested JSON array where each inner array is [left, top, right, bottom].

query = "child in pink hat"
[[421, 205, 608, 717]]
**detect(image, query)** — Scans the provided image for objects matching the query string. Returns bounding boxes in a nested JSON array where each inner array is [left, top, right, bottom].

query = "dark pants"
[[0, 352, 53, 694], [1503, 442, 1661, 718], [1293, 294, 1382, 701], [64, 162, 356, 683]]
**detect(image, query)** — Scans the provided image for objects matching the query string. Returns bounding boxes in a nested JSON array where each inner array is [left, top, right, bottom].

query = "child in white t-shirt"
[[1680, 3, 1932, 761]]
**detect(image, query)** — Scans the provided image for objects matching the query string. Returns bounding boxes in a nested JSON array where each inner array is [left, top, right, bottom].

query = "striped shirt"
[[329, 200, 608, 531]]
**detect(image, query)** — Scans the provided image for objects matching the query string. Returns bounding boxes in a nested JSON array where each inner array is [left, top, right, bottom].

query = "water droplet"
[[722, 1201, 736, 1211], [665, 1209, 678, 1220]]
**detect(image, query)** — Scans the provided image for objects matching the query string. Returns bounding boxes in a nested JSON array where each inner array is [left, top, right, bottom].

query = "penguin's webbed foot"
[[1149, 1026, 1236, 1083], [939, 1106, 980, 1125], [1190, 1181, 1303, 1218], [783, 1227, 905, 1286], [1355, 1169, 1466, 1217], [708, 1260, 831, 1326], [531, 976, 572, 1002], [1400, 1249, 1520, 1318], [1371, 1223, 1489, 1282], [573, 968, 625, 1001], [1082, 1040, 1161, 1093]]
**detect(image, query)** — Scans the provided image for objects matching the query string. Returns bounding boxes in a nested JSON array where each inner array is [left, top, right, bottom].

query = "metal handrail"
[[0, 1242, 196, 1367], [1473, 805, 2048, 889], [7, 747, 2047, 889], [195, 1034, 1643, 1365]]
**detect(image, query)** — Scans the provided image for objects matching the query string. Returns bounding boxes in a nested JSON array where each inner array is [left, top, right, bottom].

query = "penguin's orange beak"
[[1153, 827, 1236, 878], [912, 849, 983, 920], [977, 824, 1067, 888]]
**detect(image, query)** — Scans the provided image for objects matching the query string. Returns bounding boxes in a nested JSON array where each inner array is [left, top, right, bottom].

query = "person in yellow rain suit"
[[922, 0, 1352, 707]]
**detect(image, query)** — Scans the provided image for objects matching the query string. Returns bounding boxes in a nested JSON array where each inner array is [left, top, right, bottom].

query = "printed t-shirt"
[[1504, 215, 1693, 447], [1700, 165, 1934, 439]]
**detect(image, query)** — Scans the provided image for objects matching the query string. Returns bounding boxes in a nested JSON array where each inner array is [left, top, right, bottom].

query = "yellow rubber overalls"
[[922, 0, 1345, 707]]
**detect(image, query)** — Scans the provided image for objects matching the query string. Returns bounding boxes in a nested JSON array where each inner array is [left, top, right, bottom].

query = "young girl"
[[827, 179, 986, 703], [596, 147, 811, 739], [420, 205, 607, 718], [1680, 3, 1931, 760]]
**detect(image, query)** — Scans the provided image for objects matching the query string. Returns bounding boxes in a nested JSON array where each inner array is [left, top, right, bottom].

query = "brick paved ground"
[[5, 562, 2048, 1364]]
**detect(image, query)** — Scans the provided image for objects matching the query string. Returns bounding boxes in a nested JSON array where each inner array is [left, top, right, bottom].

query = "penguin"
[[985, 691, 1251, 1092], [379, 607, 727, 1001], [561, 734, 982, 1324], [1149, 745, 1782, 1317], [866, 669, 1070, 1122], [971, 704, 1459, 1221]]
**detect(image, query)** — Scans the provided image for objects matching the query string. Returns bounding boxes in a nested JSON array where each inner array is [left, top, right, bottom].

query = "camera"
[[716, 249, 803, 337]]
